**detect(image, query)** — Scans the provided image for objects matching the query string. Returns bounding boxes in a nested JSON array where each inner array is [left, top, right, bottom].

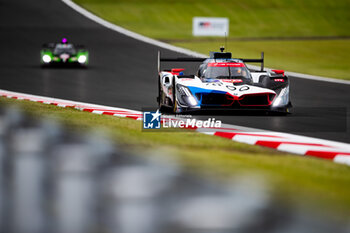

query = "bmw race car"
[[40, 38, 89, 67], [157, 48, 292, 114]]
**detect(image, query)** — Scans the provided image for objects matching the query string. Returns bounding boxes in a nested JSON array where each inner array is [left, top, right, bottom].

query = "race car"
[[40, 38, 89, 67], [157, 48, 292, 114]]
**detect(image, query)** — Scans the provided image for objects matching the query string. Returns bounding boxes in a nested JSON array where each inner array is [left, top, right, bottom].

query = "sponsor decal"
[[208, 62, 245, 67], [179, 78, 193, 81], [204, 79, 222, 83], [60, 53, 70, 62], [193, 17, 229, 37], [199, 22, 211, 28], [223, 79, 243, 84], [205, 82, 223, 86]]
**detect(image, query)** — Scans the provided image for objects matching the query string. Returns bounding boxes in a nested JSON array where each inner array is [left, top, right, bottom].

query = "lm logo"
[[143, 110, 161, 129]]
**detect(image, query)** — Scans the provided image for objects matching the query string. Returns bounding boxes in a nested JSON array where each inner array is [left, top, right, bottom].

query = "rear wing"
[[240, 52, 264, 71], [157, 51, 265, 72]]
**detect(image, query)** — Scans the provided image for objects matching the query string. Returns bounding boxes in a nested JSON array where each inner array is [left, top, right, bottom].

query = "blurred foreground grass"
[[2, 97, 350, 220]]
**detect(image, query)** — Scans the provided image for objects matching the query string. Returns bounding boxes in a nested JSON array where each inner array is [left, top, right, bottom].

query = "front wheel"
[[172, 76, 178, 114], [158, 78, 168, 113], [268, 106, 291, 116]]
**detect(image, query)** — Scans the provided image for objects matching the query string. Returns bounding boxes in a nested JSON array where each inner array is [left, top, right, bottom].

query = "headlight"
[[177, 84, 198, 106], [187, 96, 198, 106], [42, 55, 51, 63], [78, 55, 87, 64], [178, 85, 192, 96], [272, 87, 289, 107]]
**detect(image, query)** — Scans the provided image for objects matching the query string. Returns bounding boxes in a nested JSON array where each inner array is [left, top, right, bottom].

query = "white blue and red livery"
[[157, 48, 292, 114]]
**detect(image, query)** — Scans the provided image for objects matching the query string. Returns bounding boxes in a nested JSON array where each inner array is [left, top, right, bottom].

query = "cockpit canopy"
[[53, 43, 76, 55], [202, 62, 251, 80]]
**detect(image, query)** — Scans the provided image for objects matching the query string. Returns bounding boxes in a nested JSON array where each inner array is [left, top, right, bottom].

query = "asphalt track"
[[0, 0, 349, 143]]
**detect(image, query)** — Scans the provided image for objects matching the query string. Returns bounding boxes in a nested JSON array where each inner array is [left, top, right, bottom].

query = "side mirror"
[[162, 74, 172, 87], [272, 69, 285, 76]]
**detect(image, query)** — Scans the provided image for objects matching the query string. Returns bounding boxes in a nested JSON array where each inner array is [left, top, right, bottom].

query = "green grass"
[[174, 39, 350, 79], [74, 0, 350, 39], [2, 97, 350, 220], [72, 0, 350, 80]]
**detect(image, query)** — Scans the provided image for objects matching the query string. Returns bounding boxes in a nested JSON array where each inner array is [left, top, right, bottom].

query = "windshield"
[[53, 44, 76, 55], [203, 63, 250, 79]]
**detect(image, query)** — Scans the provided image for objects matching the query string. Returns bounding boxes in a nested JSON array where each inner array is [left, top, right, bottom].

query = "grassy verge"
[[73, 0, 350, 80], [174, 39, 350, 79], [73, 0, 350, 39], [2, 97, 350, 220]]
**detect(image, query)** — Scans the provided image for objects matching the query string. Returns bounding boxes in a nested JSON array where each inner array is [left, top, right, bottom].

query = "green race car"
[[40, 38, 89, 67]]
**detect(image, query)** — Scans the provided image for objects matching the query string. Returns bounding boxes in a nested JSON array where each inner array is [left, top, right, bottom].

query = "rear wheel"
[[259, 75, 291, 115], [158, 77, 168, 112], [268, 106, 291, 116], [258, 75, 288, 90]]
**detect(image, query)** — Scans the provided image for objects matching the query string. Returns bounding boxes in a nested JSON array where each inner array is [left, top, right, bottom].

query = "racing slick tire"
[[258, 75, 291, 115], [258, 75, 288, 90], [172, 76, 178, 114], [157, 76, 167, 112], [268, 107, 291, 116]]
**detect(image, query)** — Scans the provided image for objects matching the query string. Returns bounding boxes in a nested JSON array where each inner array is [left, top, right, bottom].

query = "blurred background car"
[[40, 38, 89, 67]]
